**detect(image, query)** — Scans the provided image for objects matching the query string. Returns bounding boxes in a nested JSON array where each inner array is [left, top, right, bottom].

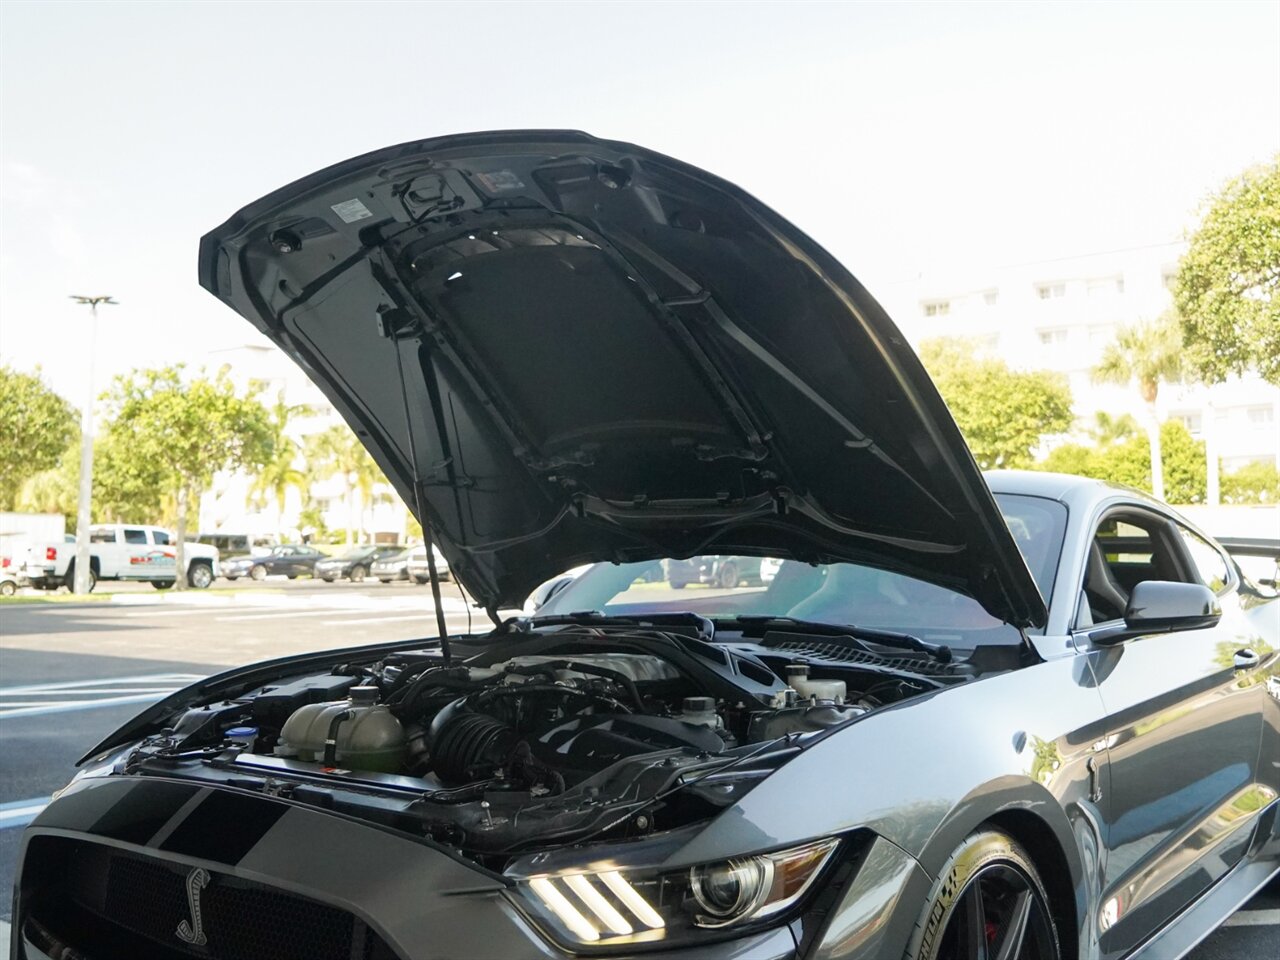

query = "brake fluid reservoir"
[[785, 664, 846, 703], [279, 686, 406, 773]]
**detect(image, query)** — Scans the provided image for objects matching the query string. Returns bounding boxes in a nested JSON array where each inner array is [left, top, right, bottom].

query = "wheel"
[[716, 561, 739, 589], [65, 562, 96, 592], [379, 578, 392, 584], [287, 574, 297, 580], [413, 575, 428, 585], [670, 581, 687, 589], [350, 565, 367, 583], [905, 830, 1059, 960], [188, 563, 214, 589], [226, 575, 239, 581], [250, 564, 267, 581], [0, 581, 16, 596], [321, 577, 335, 583], [151, 580, 173, 590]]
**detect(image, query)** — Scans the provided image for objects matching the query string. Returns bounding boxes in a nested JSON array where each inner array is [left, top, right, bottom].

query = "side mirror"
[[1089, 581, 1221, 645]]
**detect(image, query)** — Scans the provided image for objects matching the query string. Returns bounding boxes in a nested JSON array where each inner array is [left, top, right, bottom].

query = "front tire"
[[0, 581, 16, 596], [187, 563, 214, 589], [904, 830, 1060, 960], [250, 564, 267, 581], [349, 565, 367, 583], [716, 561, 739, 589], [151, 580, 173, 590]]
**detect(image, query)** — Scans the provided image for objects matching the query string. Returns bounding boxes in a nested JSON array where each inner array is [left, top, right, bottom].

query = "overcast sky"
[[2, 0, 1277, 403]]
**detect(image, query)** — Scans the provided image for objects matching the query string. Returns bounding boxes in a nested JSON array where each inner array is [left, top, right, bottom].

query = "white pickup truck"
[[23, 524, 220, 591]]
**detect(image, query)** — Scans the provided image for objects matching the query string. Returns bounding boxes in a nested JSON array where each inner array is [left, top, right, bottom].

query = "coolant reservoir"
[[785, 664, 846, 703], [279, 686, 406, 773]]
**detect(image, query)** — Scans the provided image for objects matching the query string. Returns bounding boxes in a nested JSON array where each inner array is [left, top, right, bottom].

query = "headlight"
[[513, 838, 838, 950]]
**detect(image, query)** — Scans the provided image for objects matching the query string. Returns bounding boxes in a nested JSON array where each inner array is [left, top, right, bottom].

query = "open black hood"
[[199, 131, 1046, 627]]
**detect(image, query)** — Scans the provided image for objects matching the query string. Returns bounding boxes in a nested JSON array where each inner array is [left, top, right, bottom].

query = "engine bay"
[[114, 623, 976, 867]]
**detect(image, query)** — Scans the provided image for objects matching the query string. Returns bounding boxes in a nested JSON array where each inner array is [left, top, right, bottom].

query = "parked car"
[[316, 545, 404, 582], [666, 555, 767, 589], [21, 524, 219, 590], [222, 543, 326, 581], [0, 564, 23, 596], [371, 547, 413, 583], [17, 132, 1278, 960], [405, 544, 451, 584]]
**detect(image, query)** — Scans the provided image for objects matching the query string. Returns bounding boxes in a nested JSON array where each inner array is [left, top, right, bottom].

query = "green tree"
[[249, 393, 315, 540], [100, 366, 274, 588], [1039, 421, 1207, 504], [1221, 460, 1280, 505], [1174, 157, 1280, 385], [16, 431, 168, 531], [1092, 315, 1185, 501], [0, 363, 77, 509], [304, 425, 384, 544], [919, 338, 1074, 469]]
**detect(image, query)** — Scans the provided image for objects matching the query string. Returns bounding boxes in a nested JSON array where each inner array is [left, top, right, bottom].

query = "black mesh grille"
[[767, 638, 955, 676], [30, 840, 390, 960]]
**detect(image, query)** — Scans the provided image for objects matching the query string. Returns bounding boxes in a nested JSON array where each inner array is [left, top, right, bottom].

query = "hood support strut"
[[380, 303, 453, 659]]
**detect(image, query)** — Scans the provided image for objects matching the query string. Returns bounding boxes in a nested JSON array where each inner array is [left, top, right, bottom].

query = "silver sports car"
[[11, 132, 1278, 960]]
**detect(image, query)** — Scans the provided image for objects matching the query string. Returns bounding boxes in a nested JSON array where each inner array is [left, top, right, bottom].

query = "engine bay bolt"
[[634, 814, 650, 830], [481, 801, 493, 825]]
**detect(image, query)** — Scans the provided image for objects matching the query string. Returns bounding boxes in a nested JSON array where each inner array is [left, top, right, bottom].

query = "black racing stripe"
[[158, 790, 288, 863], [88, 780, 201, 846]]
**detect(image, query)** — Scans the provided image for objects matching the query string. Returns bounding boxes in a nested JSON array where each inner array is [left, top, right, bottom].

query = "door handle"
[[1233, 649, 1260, 670]]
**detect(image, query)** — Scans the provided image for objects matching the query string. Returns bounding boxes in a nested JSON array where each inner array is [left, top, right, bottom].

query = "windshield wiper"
[[727, 615, 952, 663]]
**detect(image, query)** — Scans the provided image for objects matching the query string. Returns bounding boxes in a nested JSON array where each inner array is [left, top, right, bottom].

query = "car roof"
[[984, 469, 1151, 505]]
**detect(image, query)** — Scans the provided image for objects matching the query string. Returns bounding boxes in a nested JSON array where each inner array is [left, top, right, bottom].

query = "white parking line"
[[320, 613, 452, 626], [0, 796, 51, 830], [1224, 908, 1280, 926], [216, 608, 374, 622], [0, 673, 204, 719]]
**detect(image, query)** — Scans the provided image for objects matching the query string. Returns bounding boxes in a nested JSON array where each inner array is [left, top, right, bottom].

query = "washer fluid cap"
[[682, 696, 715, 713], [226, 726, 258, 737], [349, 686, 380, 705]]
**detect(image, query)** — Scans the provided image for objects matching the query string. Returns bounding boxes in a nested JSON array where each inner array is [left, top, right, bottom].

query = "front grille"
[[24, 838, 394, 960], [103, 852, 366, 960]]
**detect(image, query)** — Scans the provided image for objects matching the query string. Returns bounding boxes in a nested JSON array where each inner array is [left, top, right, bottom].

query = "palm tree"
[[1089, 411, 1142, 446], [305, 425, 381, 544], [249, 394, 314, 540], [1092, 315, 1185, 500]]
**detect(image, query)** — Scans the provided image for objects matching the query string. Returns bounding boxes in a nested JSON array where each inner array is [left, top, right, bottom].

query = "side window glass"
[[123, 529, 148, 545], [1177, 527, 1230, 593], [152, 530, 170, 545], [89, 529, 116, 544]]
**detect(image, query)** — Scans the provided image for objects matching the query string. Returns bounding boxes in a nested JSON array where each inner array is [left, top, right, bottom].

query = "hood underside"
[[199, 130, 1046, 627]]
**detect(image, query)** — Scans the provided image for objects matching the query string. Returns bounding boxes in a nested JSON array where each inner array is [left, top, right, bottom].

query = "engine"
[[135, 632, 940, 859]]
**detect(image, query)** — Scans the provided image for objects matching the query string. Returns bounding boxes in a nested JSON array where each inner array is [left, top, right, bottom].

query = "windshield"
[[538, 493, 1066, 646]]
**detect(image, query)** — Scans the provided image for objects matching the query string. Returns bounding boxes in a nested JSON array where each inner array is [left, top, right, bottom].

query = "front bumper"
[[11, 777, 804, 960]]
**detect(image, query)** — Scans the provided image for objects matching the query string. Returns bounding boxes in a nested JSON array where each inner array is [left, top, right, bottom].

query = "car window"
[[992, 493, 1068, 604], [1176, 526, 1230, 594], [152, 530, 170, 545], [89, 529, 116, 543], [1081, 512, 1186, 626], [123, 529, 148, 545]]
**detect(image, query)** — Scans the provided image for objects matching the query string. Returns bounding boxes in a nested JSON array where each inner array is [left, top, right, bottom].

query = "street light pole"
[[69, 295, 116, 594]]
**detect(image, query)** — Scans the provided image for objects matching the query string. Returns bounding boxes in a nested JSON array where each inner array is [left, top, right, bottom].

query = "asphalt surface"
[[0, 577, 1276, 956]]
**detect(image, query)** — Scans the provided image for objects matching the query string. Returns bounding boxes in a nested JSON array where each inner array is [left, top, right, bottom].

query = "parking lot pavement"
[[0, 581, 1275, 953]]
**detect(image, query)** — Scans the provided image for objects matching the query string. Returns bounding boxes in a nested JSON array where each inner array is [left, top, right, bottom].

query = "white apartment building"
[[197, 343, 410, 543], [879, 240, 1280, 472]]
